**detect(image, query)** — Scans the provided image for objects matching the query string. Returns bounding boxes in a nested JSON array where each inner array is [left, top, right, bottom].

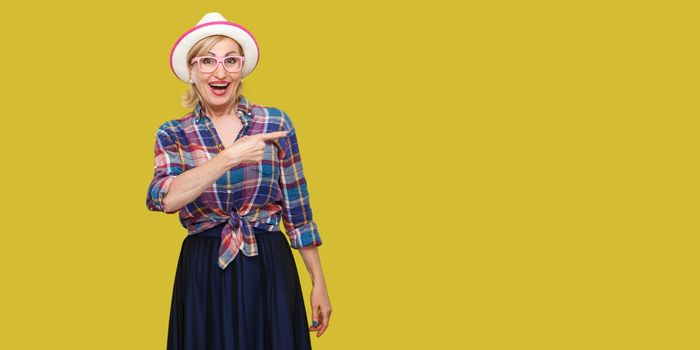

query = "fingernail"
[[312, 320, 318, 327]]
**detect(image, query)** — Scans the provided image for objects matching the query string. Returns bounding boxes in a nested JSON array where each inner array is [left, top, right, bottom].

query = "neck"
[[203, 101, 237, 119]]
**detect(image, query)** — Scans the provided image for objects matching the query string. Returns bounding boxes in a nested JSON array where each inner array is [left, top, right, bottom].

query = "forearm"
[[297, 246, 326, 285], [162, 151, 239, 213]]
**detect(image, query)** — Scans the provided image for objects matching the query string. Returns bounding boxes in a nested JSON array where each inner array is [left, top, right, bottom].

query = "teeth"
[[210, 83, 228, 87]]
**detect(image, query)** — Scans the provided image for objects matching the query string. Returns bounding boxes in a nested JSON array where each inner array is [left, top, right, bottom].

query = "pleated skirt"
[[167, 222, 312, 350]]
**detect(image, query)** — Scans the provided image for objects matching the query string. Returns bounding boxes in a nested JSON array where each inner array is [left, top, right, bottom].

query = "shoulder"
[[153, 111, 196, 138]]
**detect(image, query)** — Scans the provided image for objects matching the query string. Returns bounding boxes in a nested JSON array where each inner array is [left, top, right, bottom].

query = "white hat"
[[169, 12, 260, 83]]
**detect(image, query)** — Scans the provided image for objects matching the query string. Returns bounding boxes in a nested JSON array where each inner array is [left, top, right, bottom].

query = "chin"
[[204, 96, 234, 106]]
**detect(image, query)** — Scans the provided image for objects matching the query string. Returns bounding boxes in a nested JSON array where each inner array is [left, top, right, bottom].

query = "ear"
[[188, 67, 196, 83]]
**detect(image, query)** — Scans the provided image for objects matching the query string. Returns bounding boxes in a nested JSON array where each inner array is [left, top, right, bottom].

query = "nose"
[[214, 61, 228, 77]]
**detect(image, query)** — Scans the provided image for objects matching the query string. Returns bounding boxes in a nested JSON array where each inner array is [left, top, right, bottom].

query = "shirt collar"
[[194, 94, 254, 125]]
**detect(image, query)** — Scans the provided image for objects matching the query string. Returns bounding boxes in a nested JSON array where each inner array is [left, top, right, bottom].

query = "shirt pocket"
[[262, 143, 278, 177], [249, 143, 283, 204]]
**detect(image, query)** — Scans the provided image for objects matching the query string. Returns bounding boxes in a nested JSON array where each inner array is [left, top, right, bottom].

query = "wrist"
[[221, 149, 240, 167], [311, 273, 326, 286]]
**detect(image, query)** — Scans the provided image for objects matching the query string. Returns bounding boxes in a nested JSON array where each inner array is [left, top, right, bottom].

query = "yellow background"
[[0, 0, 698, 349]]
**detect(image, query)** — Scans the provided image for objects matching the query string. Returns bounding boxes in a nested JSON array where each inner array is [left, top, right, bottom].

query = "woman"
[[146, 12, 332, 350]]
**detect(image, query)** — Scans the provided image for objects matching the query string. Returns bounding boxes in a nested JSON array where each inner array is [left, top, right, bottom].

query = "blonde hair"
[[181, 35, 245, 110]]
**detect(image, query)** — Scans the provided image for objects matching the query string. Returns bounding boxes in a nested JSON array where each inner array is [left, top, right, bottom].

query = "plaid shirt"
[[146, 95, 322, 269]]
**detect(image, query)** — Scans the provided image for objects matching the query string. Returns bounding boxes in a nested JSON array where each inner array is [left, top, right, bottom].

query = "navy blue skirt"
[[167, 222, 312, 350]]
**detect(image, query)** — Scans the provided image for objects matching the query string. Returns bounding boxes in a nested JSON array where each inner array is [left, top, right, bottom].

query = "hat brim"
[[170, 21, 260, 83]]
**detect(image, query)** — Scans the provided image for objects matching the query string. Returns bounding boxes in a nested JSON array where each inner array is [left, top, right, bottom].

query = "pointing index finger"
[[256, 131, 288, 141]]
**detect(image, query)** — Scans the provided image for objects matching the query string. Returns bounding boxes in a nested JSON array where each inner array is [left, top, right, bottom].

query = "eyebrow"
[[206, 51, 241, 56]]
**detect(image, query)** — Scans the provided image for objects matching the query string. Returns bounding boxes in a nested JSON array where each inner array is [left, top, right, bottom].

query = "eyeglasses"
[[190, 55, 245, 73]]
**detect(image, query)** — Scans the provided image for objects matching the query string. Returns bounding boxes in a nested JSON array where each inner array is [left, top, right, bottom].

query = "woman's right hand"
[[224, 131, 288, 166]]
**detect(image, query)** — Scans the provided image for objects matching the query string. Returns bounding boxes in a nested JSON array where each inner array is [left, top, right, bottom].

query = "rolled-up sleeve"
[[278, 110, 323, 249], [146, 126, 184, 213]]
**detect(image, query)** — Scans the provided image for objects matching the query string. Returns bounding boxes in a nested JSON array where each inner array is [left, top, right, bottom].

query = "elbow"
[[147, 175, 180, 213], [162, 205, 179, 214], [162, 205, 176, 214], [161, 195, 179, 214]]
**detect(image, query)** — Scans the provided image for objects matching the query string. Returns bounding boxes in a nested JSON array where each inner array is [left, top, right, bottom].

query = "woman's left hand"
[[309, 279, 332, 337]]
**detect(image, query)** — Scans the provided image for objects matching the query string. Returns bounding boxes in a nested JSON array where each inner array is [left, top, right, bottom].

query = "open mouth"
[[209, 82, 230, 96]]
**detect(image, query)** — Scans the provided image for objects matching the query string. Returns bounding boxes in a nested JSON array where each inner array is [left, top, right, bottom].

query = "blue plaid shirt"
[[146, 95, 322, 269]]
